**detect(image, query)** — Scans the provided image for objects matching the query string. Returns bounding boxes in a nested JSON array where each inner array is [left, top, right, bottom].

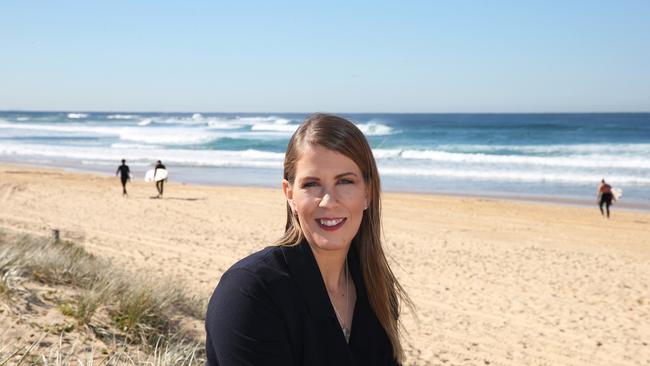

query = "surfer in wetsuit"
[[116, 159, 131, 197], [154, 160, 166, 198], [597, 179, 614, 218]]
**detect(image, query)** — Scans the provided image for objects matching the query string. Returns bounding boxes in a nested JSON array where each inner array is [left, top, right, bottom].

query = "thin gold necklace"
[[331, 258, 350, 343]]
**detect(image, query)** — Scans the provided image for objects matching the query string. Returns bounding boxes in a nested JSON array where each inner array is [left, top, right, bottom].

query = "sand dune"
[[1, 163, 649, 365]]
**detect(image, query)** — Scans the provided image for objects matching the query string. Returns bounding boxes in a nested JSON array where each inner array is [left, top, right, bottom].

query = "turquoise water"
[[1, 111, 649, 204]]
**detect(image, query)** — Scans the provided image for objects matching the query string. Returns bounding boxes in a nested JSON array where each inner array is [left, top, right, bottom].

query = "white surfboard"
[[612, 188, 623, 200], [144, 168, 168, 182]]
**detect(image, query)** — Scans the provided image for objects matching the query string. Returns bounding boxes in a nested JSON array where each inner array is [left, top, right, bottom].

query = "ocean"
[[1, 111, 649, 207]]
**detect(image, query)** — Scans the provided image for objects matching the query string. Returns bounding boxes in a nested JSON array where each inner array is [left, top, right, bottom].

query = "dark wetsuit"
[[116, 164, 131, 195], [599, 183, 613, 218], [155, 163, 166, 197]]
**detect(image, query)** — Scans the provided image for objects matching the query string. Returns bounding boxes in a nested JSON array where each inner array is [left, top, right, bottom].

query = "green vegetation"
[[0, 231, 207, 365]]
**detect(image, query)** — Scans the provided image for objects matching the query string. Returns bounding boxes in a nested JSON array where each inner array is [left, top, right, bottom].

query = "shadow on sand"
[[148, 196, 206, 201]]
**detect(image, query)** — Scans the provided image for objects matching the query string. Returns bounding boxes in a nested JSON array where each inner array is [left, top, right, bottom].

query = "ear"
[[282, 179, 295, 210]]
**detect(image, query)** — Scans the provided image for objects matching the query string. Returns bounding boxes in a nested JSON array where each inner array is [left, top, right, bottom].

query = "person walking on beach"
[[154, 160, 166, 198], [597, 178, 614, 218], [116, 159, 131, 196]]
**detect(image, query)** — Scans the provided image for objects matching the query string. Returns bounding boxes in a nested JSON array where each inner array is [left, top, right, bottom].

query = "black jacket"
[[205, 240, 399, 366]]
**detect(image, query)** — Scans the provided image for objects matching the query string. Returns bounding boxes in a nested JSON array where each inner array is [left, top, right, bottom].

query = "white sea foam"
[[236, 116, 292, 125], [153, 115, 289, 126], [2, 140, 649, 186], [16, 117, 30, 121], [67, 113, 88, 119], [102, 114, 303, 133], [355, 122, 394, 136], [251, 122, 299, 133], [378, 166, 650, 185], [83, 160, 151, 167], [0, 121, 193, 145], [0, 121, 117, 135], [372, 148, 650, 169], [436, 143, 650, 156], [0, 121, 223, 145], [155, 117, 204, 125], [371, 149, 403, 159], [140, 115, 297, 132], [0, 143, 284, 169], [117, 128, 221, 145], [107, 114, 139, 120], [207, 120, 246, 130], [111, 143, 159, 150]]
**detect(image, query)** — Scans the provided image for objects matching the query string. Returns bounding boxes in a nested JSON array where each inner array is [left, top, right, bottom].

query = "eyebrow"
[[300, 172, 358, 181]]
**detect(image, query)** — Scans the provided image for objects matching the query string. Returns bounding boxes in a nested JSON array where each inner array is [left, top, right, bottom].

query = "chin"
[[310, 236, 351, 252]]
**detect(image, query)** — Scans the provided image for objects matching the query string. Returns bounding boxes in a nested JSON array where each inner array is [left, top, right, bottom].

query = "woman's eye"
[[338, 178, 354, 185], [302, 181, 318, 188]]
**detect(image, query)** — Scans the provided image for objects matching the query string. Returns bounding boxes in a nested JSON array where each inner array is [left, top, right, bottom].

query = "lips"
[[316, 217, 347, 231]]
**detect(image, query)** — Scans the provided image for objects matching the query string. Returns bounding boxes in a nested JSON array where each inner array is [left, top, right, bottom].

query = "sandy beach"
[[1, 163, 649, 365]]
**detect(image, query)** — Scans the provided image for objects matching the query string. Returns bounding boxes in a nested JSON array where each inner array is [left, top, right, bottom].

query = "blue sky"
[[1, 1, 649, 112]]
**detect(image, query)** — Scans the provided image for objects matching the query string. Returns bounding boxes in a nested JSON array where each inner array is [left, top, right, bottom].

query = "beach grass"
[[0, 231, 206, 365]]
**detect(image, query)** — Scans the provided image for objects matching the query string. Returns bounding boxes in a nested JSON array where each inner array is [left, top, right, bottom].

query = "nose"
[[318, 189, 338, 208]]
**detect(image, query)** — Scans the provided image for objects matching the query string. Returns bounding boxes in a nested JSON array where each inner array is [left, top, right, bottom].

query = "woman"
[[205, 114, 412, 365]]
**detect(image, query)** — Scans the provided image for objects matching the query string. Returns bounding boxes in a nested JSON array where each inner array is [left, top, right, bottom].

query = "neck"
[[307, 243, 348, 293]]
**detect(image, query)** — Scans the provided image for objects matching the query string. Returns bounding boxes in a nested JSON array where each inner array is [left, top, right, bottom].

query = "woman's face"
[[283, 144, 368, 255]]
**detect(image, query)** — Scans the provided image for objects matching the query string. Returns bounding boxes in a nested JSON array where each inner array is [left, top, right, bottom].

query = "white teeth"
[[319, 218, 344, 227]]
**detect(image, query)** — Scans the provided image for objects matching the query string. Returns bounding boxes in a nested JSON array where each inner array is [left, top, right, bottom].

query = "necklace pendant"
[[342, 327, 350, 343]]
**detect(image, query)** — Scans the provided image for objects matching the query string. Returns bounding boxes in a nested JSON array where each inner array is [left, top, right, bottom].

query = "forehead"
[[294, 145, 362, 177]]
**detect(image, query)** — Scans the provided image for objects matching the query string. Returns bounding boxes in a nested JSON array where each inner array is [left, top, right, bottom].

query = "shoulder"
[[206, 245, 293, 325], [205, 246, 297, 364], [227, 245, 288, 281], [210, 246, 290, 302]]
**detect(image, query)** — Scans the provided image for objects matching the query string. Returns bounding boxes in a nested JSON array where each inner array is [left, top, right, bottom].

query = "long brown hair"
[[275, 113, 412, 363]]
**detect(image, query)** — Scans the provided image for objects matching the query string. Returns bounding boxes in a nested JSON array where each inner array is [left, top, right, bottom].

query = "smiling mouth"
[[316, 217, 347, 231]]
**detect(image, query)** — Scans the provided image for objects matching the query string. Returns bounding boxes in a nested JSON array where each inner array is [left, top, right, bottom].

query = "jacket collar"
[[281, 240, 336, 322], [281, 240, 369, 354]]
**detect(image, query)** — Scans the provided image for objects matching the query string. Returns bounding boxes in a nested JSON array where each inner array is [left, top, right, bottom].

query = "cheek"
[[338, 186, 366, 208], [294, 195, 317, 217]]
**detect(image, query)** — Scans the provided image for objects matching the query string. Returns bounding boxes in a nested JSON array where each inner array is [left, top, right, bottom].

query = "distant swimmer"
[[116, 159, 131, 196], [154, 160, 167, 198], [597, 178, 615, 218]]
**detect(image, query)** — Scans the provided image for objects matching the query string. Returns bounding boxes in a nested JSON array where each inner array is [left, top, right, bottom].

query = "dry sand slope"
[[1, 164, 649, 365]]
